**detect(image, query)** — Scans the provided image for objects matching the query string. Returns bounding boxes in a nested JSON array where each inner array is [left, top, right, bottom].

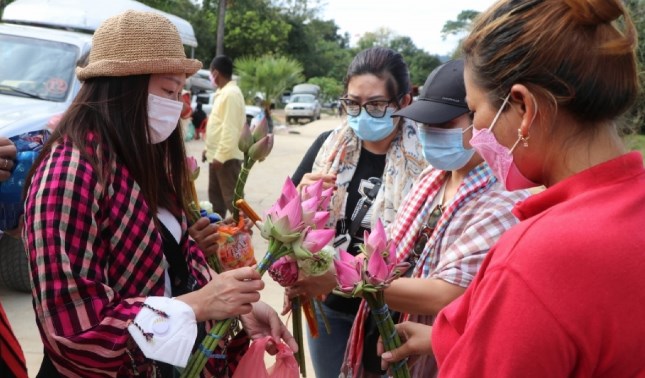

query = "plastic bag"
[[232, 336, 299, 378], [216, 217, 256, 271], [0, 130, 50, 230]]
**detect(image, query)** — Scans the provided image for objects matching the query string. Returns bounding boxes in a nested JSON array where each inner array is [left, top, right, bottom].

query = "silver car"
[[285, 93, 322, 124]]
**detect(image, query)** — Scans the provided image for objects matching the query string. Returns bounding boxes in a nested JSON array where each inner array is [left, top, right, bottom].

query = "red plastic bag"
[[231, 336, 299, 378]]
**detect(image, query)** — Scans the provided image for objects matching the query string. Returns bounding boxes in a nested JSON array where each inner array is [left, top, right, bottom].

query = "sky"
[[320, 0, 498, 56]]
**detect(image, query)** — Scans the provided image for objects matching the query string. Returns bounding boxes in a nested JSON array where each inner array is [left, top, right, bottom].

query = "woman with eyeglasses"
[[341, 59, 530, 378], [379, 0, 645, 376], [284, 46, 427, 378]]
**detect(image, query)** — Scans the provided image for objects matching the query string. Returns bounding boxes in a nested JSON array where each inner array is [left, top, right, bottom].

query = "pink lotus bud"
[[251, 116, 269, 142], [334, 249, 361, 292], [186, 156, 200, 181], [364, 219, 387, 257], [301, 228, 336, 253], [365, 249, 389, 285], [268, 256, 299, 287], [267, 177, 299, 215], [238, 123, 254, 153], [248, 134, 274, 162], [310, 211, 330, 229], [302, 179, 323, 201]]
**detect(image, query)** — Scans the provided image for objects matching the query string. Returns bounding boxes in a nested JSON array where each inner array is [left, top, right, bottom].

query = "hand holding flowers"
[[182, 177, 334, 377], [333, 219, 411, 378]]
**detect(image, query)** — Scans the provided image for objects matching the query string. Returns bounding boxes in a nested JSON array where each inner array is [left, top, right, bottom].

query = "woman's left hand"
[[189, 217, 220, 257], [240, 301, 299, 355], [285, 268, 337, 299]]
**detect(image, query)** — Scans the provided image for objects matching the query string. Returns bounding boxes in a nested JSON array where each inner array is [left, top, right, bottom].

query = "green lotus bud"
[[238, 123, 254, 153], [248, 134, 274, 162], [251, 117, 269, 142]]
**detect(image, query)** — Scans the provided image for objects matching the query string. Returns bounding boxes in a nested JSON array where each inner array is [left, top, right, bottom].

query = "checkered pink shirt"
[[24, 134, 222, 377], [344, 163, 529, 378]]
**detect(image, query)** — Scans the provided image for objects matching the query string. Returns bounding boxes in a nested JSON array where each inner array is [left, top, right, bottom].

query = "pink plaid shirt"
[[24, 134, 221, 377], [343, 163, 529, 378]]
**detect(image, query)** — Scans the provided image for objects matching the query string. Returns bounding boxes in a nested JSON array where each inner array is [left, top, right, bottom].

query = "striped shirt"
[[24, 134, 221, 377]]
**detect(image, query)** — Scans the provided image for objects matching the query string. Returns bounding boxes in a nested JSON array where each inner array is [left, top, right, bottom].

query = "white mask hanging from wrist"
[[148, 93, 183, 144]]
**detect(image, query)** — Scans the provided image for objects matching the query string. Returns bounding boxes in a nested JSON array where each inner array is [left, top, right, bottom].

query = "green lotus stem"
[[292, 297, 307, 377], [232, 157, 255, 222], [181, 239, 287, 377], [364, 292, 410, 378]]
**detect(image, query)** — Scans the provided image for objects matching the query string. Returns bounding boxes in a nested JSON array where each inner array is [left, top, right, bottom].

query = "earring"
[[518, 128, 530, 147]]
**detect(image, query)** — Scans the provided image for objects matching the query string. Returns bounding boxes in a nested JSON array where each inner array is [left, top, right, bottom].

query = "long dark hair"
[[26, 75, 192, 218]]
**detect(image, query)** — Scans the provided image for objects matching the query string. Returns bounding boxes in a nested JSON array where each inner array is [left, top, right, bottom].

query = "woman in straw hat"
[[23, 10, 295, 377]]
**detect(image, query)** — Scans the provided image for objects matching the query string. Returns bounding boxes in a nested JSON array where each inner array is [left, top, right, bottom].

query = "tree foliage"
[[440, 10, 479, 40], [308, 76, 343, 103], [355, 30, 442, 87], [235, 55, 304, 112]]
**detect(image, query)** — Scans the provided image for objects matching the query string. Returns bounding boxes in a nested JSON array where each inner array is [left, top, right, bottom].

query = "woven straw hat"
[[76, 10, 202, 81]]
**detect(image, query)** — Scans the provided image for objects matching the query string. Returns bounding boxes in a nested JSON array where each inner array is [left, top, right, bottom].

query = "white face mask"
[[147, 93, 183, 144]]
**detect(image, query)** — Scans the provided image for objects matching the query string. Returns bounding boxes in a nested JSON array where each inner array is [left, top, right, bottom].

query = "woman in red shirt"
[[379, 0, 645, 376]]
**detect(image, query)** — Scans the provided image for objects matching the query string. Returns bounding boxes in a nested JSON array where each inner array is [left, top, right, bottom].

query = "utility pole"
[[215, 0, 226, 56]]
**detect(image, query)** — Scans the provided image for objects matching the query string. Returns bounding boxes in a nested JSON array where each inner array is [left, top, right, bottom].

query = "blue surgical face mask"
[[347, 108, 396, 142], [418, 125, 475, 170]]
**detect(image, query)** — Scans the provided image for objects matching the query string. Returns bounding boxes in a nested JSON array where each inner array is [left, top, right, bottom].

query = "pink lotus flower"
[[302, 179, 323, 201], [262, 195, 305, 243], [293, 227, 336, 259], [268, 256, 299, 287], [319, 186, 334, 210], [310, 211, 330, 229], [268, 177, 299, 215], [333, 249, 362, 292], [363, 219, 387, 257]]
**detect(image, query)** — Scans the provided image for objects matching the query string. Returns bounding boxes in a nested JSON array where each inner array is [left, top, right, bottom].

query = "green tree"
[[235, 55, 304, 116], [282, 16, 351, 81], [389, 36, 442, 86], [356, 27, 396, 50], [440, 9, 480, 58], [222, 1, 292, 59], [308, 76, 343, 103], [0, 0, 16, 17]]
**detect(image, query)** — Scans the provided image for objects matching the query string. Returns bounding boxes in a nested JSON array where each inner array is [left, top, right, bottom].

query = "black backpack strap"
[[348, 178, 382, 238]]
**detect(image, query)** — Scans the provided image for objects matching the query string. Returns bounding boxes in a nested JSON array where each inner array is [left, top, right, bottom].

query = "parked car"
[[191, 91, 262, 126], [284, 93, 321, 124], [187, 68, 214, 93], [0, 0, 199, 293]]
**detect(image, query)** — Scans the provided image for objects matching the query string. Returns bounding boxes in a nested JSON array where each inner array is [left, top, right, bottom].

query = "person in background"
[[0, 137, 27, 378], [203, 55, 246, 218], [285, 46, 427, 378], [192, 102, 207, 140], [180, 89, 193, 140], [23, 11, 295, 377], [342, 59, 530, 378], [379, 0, 645, 376]]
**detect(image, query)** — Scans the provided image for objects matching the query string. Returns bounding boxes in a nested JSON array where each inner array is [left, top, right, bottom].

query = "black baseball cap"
[[394, 59, 469, 124]]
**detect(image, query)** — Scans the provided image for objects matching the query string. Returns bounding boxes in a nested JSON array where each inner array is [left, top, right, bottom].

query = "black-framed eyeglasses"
[[339, 97, 395, 118]]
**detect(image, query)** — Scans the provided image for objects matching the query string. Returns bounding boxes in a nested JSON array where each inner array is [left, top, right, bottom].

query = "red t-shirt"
[[433, 152, 645, 377]]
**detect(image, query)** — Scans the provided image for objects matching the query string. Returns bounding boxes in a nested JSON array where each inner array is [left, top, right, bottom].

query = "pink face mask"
[[469, 94, 538, 190]]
